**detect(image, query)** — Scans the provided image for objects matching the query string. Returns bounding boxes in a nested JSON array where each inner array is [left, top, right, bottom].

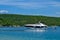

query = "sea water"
[[0, 26, 60, 40]]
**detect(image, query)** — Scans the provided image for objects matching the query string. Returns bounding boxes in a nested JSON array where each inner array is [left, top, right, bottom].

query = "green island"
[[0, 14, 60, 27]]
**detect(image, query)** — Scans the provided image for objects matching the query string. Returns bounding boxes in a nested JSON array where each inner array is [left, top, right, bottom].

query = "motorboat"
[[24, 22, 47, 28]]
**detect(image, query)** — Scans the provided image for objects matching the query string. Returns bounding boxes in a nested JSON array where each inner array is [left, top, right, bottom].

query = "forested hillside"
[[0, 14, 60, 27]]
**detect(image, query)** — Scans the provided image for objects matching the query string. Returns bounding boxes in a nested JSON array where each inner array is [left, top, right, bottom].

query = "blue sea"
[[0, 26, 60, 40]]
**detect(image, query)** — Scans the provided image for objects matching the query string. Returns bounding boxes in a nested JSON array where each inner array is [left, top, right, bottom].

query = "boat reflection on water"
[[25, 28, 46, 32]]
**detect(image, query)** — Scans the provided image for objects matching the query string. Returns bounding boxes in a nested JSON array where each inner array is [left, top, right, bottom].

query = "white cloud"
[[49, 2, 60, 7], [0, 0, 60, 9], [0, 10, 8, 13], [56, 12, 60, 14]]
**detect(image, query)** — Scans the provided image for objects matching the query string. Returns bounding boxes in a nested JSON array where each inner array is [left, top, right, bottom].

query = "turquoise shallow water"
[[0, 26, 60, 40]]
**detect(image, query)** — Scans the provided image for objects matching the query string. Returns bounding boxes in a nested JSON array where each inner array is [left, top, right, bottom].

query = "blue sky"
[[0, 0, 60, 17]]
